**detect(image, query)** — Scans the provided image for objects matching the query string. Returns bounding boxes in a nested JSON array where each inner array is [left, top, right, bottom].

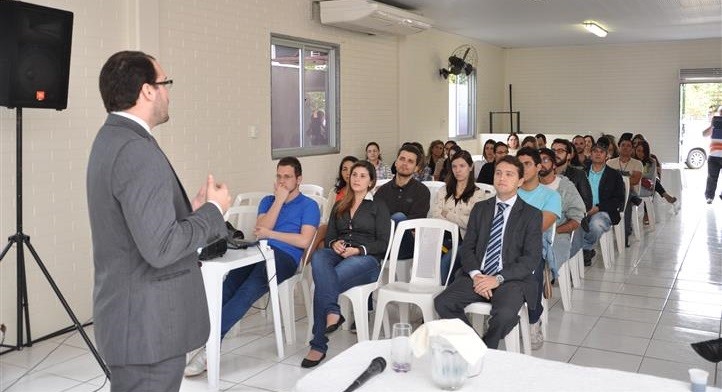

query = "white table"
[[200, 240, 284, 391], [295, 340, 717, 392]]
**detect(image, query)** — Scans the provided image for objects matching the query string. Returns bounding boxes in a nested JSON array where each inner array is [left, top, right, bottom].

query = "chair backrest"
[[473, 160, 485, 180], [232, 191, 271, 207], [299, 184, 324, 197], [372, 178, 392, 194], [387, 218, 459, 287], [375, 220, 396, 282], [224, 205, 259, 240], [621, 176, 630, 211], [475, 182, 497, 198], [422, 181, 446, 215]]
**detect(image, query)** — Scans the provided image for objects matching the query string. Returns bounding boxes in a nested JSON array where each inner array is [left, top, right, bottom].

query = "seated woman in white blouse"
[[430, 149, 492, 284]]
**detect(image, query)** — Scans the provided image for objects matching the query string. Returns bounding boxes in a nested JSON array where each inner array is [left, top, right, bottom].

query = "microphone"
[[342, 357, 387, 392]]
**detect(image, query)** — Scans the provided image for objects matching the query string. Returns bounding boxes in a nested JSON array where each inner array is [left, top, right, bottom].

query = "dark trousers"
[[527, 258, 545, 324], [109, 354, 185, 392], [706, 156, 722, 199], [434, 274, 525, 349]]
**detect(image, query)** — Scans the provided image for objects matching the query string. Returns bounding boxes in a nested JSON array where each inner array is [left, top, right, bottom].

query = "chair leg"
[[631, 205, 642, 240], [558, 263, 572, 311], [519, 305, 531, 355], [645, 198, 656, 229], [568, 251, 581, 288], [371, 295, 389, 340], [600, 231, 613, 269], [300, 280, 313, 341], [503, 324, 520, 353], [613, 219, 624, 254], [278, 283, 296, 345], [576, 249, 585, 279]]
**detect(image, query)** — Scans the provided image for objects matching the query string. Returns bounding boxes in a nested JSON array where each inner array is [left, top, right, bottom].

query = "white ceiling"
[[380, 0, 722, 48]]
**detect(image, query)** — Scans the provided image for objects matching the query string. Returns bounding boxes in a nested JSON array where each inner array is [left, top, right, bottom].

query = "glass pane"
[[271, 44, 301, 149], [448, 74, 471, 138], [304, 48, 329, 147]]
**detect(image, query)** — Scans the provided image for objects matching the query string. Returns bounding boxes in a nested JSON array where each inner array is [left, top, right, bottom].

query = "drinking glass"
[[390, 322, 412, 372]]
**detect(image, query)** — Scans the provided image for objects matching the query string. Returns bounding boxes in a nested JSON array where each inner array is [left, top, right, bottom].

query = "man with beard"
[[516, 147, 562, 350], [538, 148, 586, 272], [375, 144, 430, 259]]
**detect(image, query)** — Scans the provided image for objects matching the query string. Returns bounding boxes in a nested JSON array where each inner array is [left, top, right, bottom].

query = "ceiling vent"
[[319, 0, 433, 36]]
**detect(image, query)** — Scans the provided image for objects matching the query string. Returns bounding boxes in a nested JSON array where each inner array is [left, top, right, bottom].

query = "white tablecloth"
[[295, 340, 717, 392]]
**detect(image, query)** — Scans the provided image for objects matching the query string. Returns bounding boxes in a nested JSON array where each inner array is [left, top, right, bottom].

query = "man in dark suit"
[[435, 155, 542, 349], [581, 139, 625, 265], [87, 51, 231, 391]]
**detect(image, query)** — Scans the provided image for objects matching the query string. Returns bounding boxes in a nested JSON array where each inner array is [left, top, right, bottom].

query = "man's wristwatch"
[[495, 274, 504, 285]]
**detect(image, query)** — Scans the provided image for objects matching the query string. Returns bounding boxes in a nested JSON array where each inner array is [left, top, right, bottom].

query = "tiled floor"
[[1, 169, 721, 391]]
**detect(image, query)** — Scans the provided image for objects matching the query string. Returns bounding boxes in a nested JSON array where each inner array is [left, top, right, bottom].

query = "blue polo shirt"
[[587, 166, 605, 206], [517, 184, 562, 220], [258, 194, 320, 264]]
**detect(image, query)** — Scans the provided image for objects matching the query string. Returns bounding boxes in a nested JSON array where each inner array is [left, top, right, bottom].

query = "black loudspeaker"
[[0, 1, 73, 110]]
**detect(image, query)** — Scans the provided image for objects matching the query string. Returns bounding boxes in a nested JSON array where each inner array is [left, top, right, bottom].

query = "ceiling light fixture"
[[582, 21, 608, 37]]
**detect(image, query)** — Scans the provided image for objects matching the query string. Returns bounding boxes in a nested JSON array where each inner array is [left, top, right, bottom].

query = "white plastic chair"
[[232, 192, 271, 207], [274, 194, 325, 344], [276, 232, 315, 344], [475, 183, 497, 198], [338, 220, 395, 342], [464, 302, 527, 353], [473, 160, 485, 180], [422, 181, 446, 217], [371, 218, 459, 340], [612, 176, 630, 254], [225, 206, 259, 240], [299, 184, 324, 197]]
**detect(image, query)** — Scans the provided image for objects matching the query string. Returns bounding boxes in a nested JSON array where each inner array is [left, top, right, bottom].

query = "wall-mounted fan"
[[439, 44, 478, 79]]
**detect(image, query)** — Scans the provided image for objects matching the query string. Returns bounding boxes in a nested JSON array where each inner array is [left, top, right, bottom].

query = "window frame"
[[270, 34, 340, 159], [447, 70, 477, 141]]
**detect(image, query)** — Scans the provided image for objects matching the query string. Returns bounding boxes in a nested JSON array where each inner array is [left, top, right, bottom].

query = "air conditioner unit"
[[319, 0, 433, 36]]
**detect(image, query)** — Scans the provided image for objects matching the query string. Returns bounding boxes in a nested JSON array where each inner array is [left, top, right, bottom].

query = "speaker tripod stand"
[[0, 107, 110, 378]]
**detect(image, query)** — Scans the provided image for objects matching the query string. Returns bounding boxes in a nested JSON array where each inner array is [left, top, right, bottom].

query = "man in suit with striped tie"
[[435, 155, 542, 348]]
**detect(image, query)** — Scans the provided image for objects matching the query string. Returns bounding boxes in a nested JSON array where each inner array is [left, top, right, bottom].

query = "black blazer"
[[461, 197, 542, 308], [585, 165, 625, 225]]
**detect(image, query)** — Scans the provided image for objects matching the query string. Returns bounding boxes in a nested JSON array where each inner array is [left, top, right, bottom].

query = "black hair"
[[496, 155, 524, 179], [99, 51, 157, 112], [516, 146, 541, 165], [277, 156, 302, 177]]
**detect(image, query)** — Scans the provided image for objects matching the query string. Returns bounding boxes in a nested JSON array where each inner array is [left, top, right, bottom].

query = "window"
[[447, 72, 476, 140], [271, 35, 339, 158]]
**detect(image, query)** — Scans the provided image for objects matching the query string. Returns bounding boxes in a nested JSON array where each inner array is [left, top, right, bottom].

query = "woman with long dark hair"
[[428, 139, 445, 180], [635, 140, 677, 205], [302, 161, 391, 368], [430, 150, 490, 283]]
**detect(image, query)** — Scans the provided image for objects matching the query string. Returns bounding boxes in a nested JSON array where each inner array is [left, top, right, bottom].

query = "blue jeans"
[[582, 212, 612, 250], [220, 246, 297, 339], [309, 248, 380, 353], [390, 212, 414, 259]]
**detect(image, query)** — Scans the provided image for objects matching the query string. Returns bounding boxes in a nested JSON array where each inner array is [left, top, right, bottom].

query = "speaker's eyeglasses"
[[151, 79, 173, 90]]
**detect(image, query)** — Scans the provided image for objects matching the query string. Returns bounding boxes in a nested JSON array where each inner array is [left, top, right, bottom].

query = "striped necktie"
[[482, 202, 508, 275]]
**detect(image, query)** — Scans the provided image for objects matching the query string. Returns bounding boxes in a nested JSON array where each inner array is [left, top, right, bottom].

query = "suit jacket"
[[562, 165, 593, 211], [87, 114, 227, 366], [461, 197, 542, 308], [585, 165, 625, 225]]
